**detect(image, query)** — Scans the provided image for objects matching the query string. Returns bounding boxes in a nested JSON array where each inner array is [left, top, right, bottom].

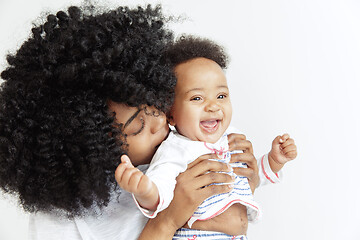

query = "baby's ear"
[[167, 115, 176, 126]]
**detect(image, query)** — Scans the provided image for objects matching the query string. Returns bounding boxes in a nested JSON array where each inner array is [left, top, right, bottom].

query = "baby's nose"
[[205, 101, 220, 112]]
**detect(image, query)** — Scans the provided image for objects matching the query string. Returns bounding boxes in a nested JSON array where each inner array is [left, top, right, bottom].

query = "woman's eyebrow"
[[124, 108, 142, 129]]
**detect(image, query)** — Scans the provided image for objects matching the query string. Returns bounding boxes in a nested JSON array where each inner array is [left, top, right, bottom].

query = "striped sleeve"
[[258, 154, 282, 187]]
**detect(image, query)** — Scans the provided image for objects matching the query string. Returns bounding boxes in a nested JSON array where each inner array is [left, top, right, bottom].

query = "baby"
[[116, 36, 297, 239]]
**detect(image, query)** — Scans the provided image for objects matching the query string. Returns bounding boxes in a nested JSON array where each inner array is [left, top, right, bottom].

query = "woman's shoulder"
[[29, 190, 147, 240]]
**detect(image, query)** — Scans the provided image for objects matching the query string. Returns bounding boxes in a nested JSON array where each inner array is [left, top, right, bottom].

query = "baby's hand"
[[115, 155, 153, 198], [269, 133, 297, 165]]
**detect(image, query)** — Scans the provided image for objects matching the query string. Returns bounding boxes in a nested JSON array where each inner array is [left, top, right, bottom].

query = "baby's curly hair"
[[0, 4, 175, 216], [165, 35, 229, 69]]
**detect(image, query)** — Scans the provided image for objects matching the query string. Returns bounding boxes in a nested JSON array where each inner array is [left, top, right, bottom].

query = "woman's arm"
[[138, 153, 234, 240]]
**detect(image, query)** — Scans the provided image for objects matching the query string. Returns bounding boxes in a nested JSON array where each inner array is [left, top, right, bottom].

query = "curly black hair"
[[165, 35, 229, 69], [0, 4, 176, 216]]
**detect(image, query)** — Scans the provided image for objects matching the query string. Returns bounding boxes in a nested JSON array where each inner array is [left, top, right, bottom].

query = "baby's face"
[[170, 57, 232, 143]]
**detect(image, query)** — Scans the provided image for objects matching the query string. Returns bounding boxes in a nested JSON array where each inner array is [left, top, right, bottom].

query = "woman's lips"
[[200, 120, 219, 133]]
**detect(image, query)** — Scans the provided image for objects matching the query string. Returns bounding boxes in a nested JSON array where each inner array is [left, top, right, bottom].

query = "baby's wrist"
[[268, 151, 285, 165], [134, 183, 160, 212], [268, 152, 285, 174]]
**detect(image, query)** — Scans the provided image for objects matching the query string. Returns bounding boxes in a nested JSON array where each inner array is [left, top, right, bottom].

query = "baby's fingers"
[[280, 137, 295, 149], [121, 155, 134, 166], [128, 170, 148, 194], [115, 155, 132, 183], [120, 167, 142, 191], [280, 138, 296, 153], [115, 155, 138, 187], [279, 133, 290, 143], [282, 144, 297, 160]]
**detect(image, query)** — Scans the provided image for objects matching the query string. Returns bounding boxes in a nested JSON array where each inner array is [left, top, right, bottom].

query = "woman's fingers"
[[230, 152, 257, 168], [227, 133, 246, 143], [192, 172, 235, 190], [233, 167, 254, 179], [229, 147, 258, 182], [227, 133, 253, 154], [198, 183, 234, 200], [187, 153, 218, 169], [175, 172, 234, 206], [166, 152, 238, 228], [187, 156, 232, 177]]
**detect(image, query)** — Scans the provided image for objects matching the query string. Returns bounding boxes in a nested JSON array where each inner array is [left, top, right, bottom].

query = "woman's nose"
[[204, 100, 220, 112]]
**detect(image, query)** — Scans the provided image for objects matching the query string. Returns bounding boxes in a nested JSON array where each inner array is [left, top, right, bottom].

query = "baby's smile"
[[200, 119, 221, 133]]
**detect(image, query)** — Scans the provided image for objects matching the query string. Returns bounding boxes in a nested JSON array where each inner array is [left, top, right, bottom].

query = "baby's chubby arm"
[[115, 155, 159, 211]]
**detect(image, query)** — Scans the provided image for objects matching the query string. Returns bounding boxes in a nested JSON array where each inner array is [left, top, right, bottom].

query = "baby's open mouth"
[[200, 120, 220, 133]]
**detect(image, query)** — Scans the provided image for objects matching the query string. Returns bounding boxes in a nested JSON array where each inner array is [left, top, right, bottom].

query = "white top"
[[28, 166, 149, 240], [135, 127, 281, 227]]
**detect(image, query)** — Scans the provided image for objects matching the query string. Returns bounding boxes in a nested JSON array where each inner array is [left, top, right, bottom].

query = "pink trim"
[[261, 155, 276, 184], [203, 142, 227, 158], [197, 199, 259, 221], [203, 142, 216, 153], [143, 198, 164, 217]]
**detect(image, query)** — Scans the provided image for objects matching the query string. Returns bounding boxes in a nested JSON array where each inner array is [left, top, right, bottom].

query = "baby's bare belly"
[[184, 203, 248, 236]]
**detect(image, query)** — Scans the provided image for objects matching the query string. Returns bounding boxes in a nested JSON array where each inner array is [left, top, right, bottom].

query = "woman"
[[0, 4, 259, 239]]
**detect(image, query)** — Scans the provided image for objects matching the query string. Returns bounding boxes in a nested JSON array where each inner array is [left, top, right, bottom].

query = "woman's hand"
[[138, 134, 259, 239], [186, 134, 260, 236], [138, 153, 234, 240], [227, 133, 260, 193]]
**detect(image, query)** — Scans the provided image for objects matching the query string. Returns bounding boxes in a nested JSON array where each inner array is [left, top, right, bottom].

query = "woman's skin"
[[108, 101, 170, 167], [109, 101, 260, 238]]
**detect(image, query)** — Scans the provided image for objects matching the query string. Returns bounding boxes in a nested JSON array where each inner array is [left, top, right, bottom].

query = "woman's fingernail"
[[228, 184, 234, 189]]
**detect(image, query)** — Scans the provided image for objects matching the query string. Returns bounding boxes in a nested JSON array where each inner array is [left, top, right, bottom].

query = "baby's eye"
[[217, 94, 227, 99], [190, 96, 202, 101]]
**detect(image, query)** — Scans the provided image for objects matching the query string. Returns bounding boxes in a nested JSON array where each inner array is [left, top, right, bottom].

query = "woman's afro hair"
[[165, 35, 229, 69], [0, 4, 176, 216]]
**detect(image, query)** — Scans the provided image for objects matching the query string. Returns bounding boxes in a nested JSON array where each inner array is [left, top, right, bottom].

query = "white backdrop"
[[1, 0, 359, 239]]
